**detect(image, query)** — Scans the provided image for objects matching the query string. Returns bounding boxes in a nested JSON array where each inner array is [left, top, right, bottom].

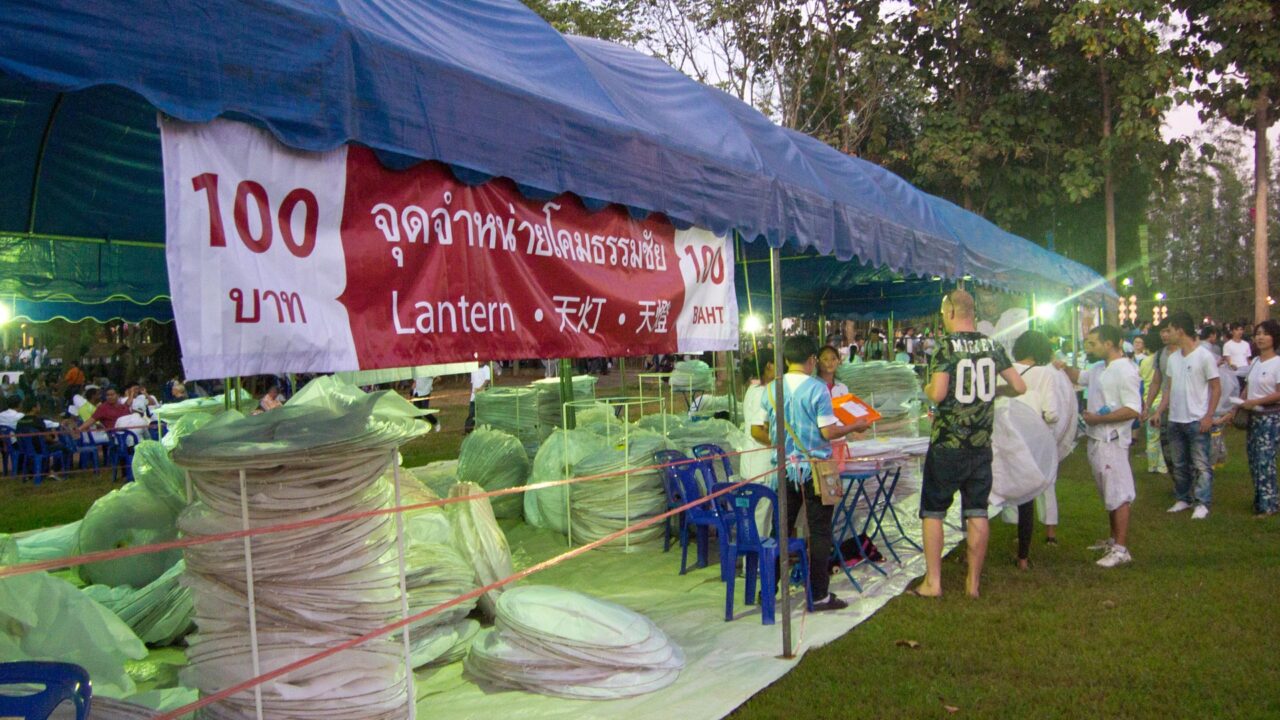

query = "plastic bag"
[[78, 483, 182, 588], [14, 520, 81, 563], [0, 572, 147, 697], [133, 440, 189, 513], [990, 399, 1058, 509], [532, 376, 597, 429], [457, 427, 530, 519]]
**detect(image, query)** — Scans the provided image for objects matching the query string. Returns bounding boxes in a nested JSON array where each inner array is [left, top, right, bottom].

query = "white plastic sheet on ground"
[[464, 586, 684, 700], [414, 492, 964, 719]]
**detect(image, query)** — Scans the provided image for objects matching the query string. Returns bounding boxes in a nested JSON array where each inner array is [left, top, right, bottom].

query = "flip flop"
[[904, 587, 940, 599]]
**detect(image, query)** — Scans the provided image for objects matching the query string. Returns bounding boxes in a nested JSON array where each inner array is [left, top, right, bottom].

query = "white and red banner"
[[161, 120, 738, 379]]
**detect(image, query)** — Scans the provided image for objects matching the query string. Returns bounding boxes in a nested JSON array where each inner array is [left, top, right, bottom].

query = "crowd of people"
[[741, 290, 1280, 605]]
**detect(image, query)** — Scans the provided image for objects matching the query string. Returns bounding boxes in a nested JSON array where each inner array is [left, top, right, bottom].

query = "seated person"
[[77, 387, 133, 432], [259, 384, 284, 413], [15, 396, 60, 440], [77, 388, 101, 423]]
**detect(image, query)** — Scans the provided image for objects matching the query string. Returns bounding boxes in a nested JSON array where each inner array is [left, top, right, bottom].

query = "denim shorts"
[[920, 445, 993, 519]]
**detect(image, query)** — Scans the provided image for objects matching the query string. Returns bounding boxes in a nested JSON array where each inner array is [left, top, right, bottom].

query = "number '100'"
[[191, 173, 317, 258]]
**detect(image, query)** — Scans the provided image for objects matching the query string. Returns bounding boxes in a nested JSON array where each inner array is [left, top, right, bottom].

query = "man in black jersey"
[[913, 290, 1025, 599]]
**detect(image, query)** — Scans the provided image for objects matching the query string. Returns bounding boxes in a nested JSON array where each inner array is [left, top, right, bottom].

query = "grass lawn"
[[731, 428, 1280, 719]]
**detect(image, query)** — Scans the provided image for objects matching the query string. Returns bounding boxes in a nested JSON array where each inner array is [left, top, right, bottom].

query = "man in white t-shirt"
[[464, 363, 492, 433], [1075, 325, 1142, 567], [1154, 311, 1221, 519], [1222, 324, 1252, 377]]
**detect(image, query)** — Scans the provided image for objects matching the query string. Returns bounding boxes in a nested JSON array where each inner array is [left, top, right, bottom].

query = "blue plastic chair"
[[659, 457, 729, 577], [73, 432, 102, 473], [106, 429, 140, 482], [15, 434, 64, 485], [654, 449, 689, 553], [0, 661, 92, 720], [714, 482, 814, 624], [692, 443, 734, 485]]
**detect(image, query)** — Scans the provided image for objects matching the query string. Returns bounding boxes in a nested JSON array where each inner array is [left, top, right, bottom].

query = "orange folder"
[[832, 392, 881, 425]]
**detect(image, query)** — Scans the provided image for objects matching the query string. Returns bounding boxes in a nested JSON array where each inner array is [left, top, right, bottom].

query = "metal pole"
[[728, 349, 740, 424], [618, 356, 626, 396], [558, 358, 576, 429], [769, 247, 792, 658]]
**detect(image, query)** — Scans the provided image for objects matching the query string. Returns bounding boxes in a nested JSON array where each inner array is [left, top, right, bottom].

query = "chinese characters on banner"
[[161, 119, 738, 379]]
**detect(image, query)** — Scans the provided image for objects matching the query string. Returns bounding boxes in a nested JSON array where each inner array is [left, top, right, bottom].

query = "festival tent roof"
[[0, 0, 1111, 317]]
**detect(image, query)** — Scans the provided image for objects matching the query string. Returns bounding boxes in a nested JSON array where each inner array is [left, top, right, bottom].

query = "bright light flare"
[[1035, 302, 1058, 321], [742, 314, 765, 334]]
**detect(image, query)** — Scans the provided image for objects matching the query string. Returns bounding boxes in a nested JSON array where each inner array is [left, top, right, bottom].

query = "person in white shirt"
[[1222, 324, 1253, 378], [1154, 311, 1222, 519], [464, 363, 492, 433], [1224, 319, 1280, 517], [1063, 325, 1142, 567], [0, 395, 24, 428]]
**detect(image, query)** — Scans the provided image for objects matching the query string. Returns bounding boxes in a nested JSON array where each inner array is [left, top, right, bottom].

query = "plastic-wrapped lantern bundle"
[[409, 459, 459, 499], [172, 382, 428, 720], [457, 427, 530, 519], [446, 482, 514, 619], [568, 429, 668, 548], [665, 418, 752, 483], [83, 559, 195, 646], [532, 376, 597, 430], [465, 586, 684, 699], [669, 360, 714, 393], [524, 429, 612, 533], [396, 481, 481, 667], [475, 387, 540, 457]]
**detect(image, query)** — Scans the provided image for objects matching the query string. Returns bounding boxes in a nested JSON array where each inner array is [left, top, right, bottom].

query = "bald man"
[[913, 289, 1026, 599]]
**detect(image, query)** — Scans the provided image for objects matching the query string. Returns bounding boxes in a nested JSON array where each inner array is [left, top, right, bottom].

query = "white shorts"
[[1087, 439, 1136, 512]]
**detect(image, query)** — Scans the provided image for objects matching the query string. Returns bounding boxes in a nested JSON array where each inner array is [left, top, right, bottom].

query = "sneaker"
[[1191, 505, 1210, 520], [811, 593, 849, 612], [1087, 538, 1115, 551], [1167, 501, 1193, 513], [1096, 546, 1132, 568]]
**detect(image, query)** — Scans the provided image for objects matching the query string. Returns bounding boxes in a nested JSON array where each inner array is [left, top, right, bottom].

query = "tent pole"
[[887, 311, 895, 353], [728, 349, 739, 423], [224, 378, 231, 410], [818, 300, 826, 347], [769, 247, 793, 659], [558, 358, 576, 429]]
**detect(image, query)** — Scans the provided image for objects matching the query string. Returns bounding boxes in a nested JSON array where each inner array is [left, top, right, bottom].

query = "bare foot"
[[908, 583, 942, 598], [1016, 558, 1030, 571], [964, 579, 980, 599]]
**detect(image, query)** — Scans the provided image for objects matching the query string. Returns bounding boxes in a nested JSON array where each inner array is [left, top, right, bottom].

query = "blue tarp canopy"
[[0, 0, 1112, 319]]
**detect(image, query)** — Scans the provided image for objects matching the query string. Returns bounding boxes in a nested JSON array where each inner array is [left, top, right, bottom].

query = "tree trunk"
[[1101, 64, 1118, 324], [1254, 89, 1270, 324]]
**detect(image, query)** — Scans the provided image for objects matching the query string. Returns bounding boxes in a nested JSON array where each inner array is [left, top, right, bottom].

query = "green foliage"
[[1174, 0, 1280, 129], [521, 0, 640, 43]]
